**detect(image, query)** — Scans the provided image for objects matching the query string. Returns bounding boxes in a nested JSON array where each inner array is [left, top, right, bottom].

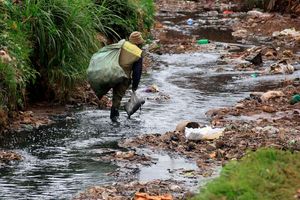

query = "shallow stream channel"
[[1, 10, 300, 200]]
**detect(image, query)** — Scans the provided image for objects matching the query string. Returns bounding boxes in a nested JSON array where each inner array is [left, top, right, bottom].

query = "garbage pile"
[[74, 180, 187, 200]]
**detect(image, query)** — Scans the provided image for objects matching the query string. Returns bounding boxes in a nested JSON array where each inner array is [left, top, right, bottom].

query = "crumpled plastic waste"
[[260, 90, 285, 102], [290, 94, 300, 105], [247, 10, 272, 18], [266, 60, 294, 74], [186, 18, 193, 25], [185, 126, 225, 141], [232, 29, 248, 38], [145, 84, 159, 93], [272, 28, 300, 38]]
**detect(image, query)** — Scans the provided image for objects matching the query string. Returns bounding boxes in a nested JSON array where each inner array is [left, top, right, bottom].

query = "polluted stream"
[[1, 10, 300, 200]]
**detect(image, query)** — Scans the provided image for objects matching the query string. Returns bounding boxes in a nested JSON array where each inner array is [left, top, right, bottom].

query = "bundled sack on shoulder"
[[87, 40, 127, 96], [125, 92, 145, 118]]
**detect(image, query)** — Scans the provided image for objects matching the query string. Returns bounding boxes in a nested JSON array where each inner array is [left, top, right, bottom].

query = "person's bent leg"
[[110, 78, 130, 121]]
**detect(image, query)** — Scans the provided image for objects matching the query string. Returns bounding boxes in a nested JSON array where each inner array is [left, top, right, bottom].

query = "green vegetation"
[[96, 0, 155, 40], [0, 1, 36, 110], [0, 0, 154, 126], [194, 148, 300, 200]]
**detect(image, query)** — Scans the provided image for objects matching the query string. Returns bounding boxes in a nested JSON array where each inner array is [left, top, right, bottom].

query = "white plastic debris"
[[272, 28, 300, 38], [185, 126, 225, 141]]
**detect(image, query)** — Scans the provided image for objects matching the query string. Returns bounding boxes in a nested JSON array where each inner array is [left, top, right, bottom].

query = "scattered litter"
[[175, 121, 200, 133], [266, 60, 294, 74], [247, 10, 264, 17], [232, 29, 248, 38], [251, 73, 258, 78], [185, 126, 225, 141], [254, 126, 279, 135], [272, 28, 300, 38], [290, 94, 300, 105], [260, 90, 285, 102], [187, 18, 194, 25], [223, 10, 234, 15], [197, 39, 210, 45], [145, 84, 159, 93], [247, 10, 272, 18], [134, 192, 173, 200]]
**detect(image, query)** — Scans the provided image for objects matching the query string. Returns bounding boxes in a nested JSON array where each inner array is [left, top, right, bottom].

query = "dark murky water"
[[1, 10, 300, 200]]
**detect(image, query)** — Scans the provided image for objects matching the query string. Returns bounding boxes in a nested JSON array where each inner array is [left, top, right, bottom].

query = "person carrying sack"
[[87, 31, 144, 122]]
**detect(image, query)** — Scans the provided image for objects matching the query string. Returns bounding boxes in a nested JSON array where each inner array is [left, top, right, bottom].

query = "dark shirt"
[[132, 57, 143, 91]]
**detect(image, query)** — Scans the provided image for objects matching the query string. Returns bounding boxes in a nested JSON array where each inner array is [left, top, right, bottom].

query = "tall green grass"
[[0, 0, 155, 113], [0, 0, 36, 110], [22, 0, 101, 100], [96, 0, 155, 41], [194, 148, 300, 200]]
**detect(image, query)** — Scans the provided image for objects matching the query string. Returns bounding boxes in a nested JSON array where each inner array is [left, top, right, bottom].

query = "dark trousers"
[[97, 78, 130, 109]]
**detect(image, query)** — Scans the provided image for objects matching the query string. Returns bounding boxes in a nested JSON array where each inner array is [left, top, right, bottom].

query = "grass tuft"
[[194, 148, 300, 200]]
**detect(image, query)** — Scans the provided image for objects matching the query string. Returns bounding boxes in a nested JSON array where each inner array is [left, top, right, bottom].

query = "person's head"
[[129, 31, 144, 47]]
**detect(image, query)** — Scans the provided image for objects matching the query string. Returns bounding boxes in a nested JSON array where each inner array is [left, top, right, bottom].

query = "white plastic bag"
[[125, 92, 145, 118], [185, 126, 225, 141]]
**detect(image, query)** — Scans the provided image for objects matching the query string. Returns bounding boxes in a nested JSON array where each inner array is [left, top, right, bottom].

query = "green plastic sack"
[[87, 40, 127, 96]]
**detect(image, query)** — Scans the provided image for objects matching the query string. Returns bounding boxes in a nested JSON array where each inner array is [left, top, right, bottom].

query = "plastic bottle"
[[197, 39, 209, 45]]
